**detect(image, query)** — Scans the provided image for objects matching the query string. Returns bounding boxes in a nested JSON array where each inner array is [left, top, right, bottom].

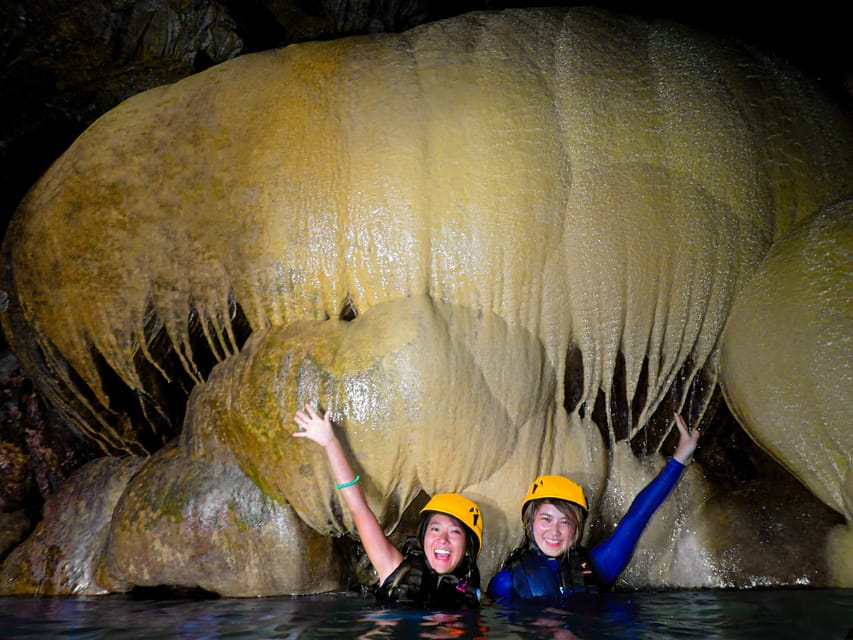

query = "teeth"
[[435, 550, 450, 557]]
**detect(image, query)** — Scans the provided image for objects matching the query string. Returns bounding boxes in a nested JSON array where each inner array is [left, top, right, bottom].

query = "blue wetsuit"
[[488, 458, 686, 602]]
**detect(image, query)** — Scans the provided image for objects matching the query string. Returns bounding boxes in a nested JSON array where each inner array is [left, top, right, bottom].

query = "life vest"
[[375, 542, 481, 609], [507, 545, 599, 600]]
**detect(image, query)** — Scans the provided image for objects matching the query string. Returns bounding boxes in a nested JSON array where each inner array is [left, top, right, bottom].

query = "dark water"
[[1, 589, 851, 639]]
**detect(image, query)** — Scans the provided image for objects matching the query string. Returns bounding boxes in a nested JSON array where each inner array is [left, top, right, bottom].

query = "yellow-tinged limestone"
[[3, 7, 853, 590]]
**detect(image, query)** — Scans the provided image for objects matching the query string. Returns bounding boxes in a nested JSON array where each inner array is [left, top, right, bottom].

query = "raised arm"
[[293, 404, 403, 583], [589, 413, 699, 584]]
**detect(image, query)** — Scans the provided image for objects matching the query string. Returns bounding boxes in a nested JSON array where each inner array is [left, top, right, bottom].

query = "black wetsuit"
[[376, 545, 481, 609]]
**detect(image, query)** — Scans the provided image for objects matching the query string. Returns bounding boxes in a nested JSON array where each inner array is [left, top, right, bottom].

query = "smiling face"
[[530, 501, 579, 558], [421, 513, 468, 574]]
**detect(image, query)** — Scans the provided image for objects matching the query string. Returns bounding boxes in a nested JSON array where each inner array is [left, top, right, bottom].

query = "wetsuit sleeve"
[[588, 458, 686, 585], [486, 568, 512, 602]]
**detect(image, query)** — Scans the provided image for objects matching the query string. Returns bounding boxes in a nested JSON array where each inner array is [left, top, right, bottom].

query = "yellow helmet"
[[521, 475, 588, 517], [420, 493, 483, 558]]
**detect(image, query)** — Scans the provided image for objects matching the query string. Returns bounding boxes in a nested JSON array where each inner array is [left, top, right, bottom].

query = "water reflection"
[[0, 589, 851, 639], [357, 609, 488, 639]]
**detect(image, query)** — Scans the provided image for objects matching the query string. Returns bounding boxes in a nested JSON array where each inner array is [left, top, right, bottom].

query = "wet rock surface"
[[0, 1, 850, 595]]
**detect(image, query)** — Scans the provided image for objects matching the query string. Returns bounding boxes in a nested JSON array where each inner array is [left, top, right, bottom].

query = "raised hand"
[[293, 402, 404, 583], [293, 403, 335, 447], [672, 413, 700, 465]]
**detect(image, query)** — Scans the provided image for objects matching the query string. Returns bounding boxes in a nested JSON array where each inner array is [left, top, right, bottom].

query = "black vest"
[[507, 546, 599, 600], [375, 546, 481, 609]]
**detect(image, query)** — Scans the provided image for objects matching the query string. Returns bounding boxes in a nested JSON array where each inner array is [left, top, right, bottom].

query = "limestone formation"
[[2, 8, 851, 593]]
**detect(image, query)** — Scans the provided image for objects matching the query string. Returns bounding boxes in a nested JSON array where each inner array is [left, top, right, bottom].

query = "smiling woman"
[[2, 5, 852, 597], [530, 500, 581, 557], [421, 513, 468, 571], [488, 413, 700, 602], [293, 404, 483, 609]]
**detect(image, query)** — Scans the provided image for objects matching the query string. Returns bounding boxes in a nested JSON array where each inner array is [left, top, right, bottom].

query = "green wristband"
[[335, 475, 360, 490]]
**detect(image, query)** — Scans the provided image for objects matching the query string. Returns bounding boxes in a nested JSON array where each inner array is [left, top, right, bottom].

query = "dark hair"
[[417, 511, 480, 584], [417, 511, 479, 560]]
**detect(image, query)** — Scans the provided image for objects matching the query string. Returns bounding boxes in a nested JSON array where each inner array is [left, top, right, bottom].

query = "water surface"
[[1, 589, 851, 639]]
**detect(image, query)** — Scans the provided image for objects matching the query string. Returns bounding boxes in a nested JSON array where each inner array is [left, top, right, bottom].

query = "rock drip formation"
[[1, 8, 851, 594]]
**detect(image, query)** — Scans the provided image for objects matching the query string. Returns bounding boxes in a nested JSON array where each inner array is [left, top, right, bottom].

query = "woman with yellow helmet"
[[488, 413, 700, 602], [294, 404, 483, 608]]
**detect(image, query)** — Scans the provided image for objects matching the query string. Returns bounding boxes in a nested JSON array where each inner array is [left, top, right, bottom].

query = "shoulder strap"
[[563, 546, 599, 591], [376, 547, 436, 607], [377, 547, 481, 608]]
